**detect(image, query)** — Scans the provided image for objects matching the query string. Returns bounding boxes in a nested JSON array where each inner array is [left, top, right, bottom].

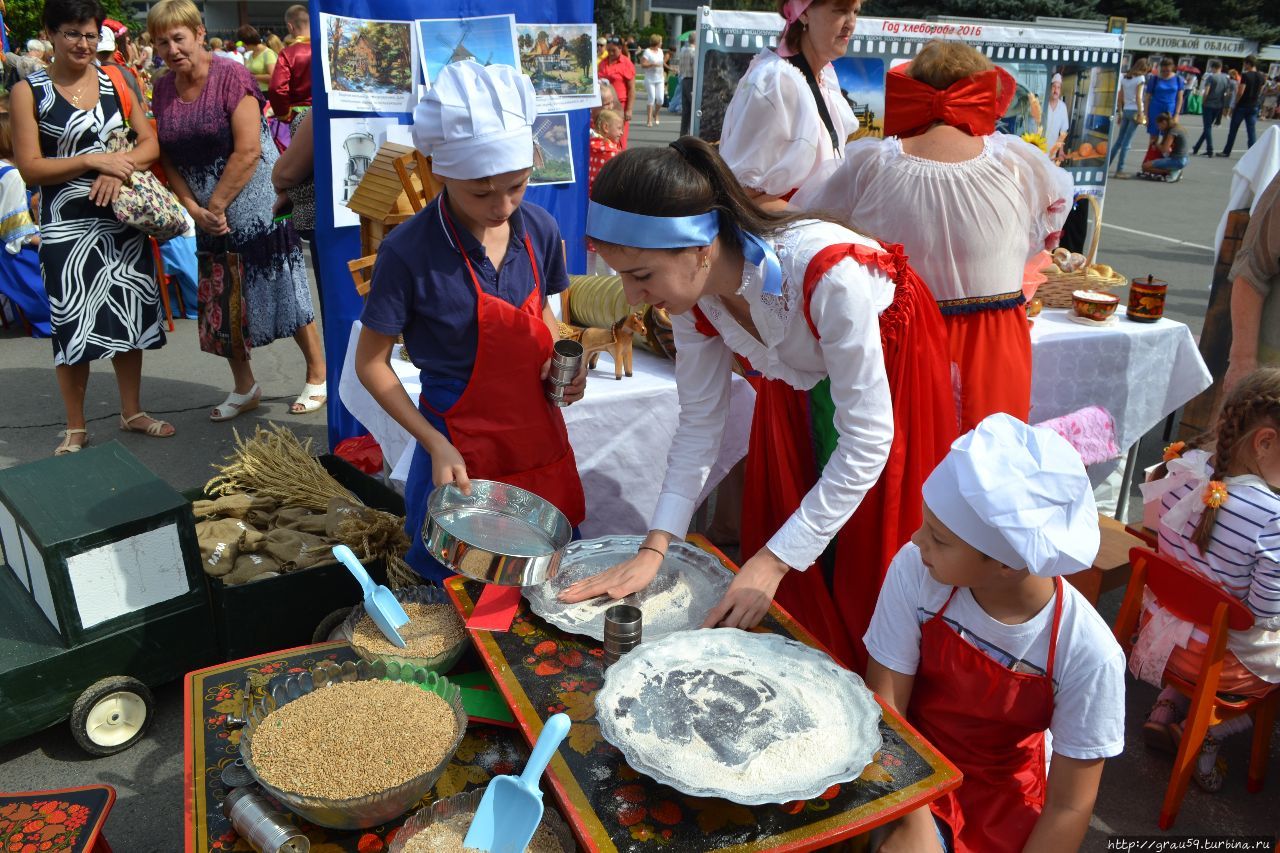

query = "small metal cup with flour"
[[546, 339, 584, 407], [603, 604, 642, 666]]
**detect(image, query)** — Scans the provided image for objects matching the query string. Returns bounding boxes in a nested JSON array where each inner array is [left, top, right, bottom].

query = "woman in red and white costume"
[[719, 0, 859, 206], [559, 139, 955, 671], [797, 41, 1073, 431]]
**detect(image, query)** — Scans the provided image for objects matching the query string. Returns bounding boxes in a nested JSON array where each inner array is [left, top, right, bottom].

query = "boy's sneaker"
[[1167, 170, 1183, 183]]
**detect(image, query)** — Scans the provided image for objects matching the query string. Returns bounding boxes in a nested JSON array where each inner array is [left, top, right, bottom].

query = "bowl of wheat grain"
[[238, 658, 467, 829], [339, 584, 468, 675]]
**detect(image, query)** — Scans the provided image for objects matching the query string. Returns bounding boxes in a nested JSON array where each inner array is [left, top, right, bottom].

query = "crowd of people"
[[0, 0, 1278, 847], [0, 0, 322, 454]]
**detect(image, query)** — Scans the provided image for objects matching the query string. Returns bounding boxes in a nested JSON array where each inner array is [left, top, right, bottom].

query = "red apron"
[[909, 579, 1062, 853], [428, 212, 586, 527], [692, 241, 954, 670]]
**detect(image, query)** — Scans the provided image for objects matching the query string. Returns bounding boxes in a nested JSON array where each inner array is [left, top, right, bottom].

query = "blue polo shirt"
[[360, 193, 569, 384]]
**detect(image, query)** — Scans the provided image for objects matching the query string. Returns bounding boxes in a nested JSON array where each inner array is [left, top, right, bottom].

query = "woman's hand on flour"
[[702, 548, 790, 629], [558, 535, 668, 602], [426, 435, 471, 496]]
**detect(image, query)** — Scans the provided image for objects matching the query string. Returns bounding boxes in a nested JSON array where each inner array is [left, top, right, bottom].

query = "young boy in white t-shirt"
[[865, 413, 1126, 853]]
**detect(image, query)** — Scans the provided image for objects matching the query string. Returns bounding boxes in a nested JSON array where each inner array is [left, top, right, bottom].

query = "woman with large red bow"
[[797, 40, 1074, 432]]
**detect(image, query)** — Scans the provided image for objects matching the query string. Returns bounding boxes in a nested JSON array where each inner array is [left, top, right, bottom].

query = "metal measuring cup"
[[546, 339, 584, 407], [222, 787, 310, 853], [603, 603, 643, 667]]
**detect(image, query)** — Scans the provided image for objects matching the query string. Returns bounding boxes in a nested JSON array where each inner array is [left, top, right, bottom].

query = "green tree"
[[6, 0, 132, 45], [594, 0, 631, 37]]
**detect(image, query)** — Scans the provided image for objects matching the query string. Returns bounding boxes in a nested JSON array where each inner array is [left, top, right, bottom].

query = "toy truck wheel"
[[71, 677, 155, 756], [312, 607, 353, 643]]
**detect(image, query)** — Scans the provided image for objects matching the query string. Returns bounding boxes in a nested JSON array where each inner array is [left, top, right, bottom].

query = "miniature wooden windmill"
[[345, 141, 445, 295]]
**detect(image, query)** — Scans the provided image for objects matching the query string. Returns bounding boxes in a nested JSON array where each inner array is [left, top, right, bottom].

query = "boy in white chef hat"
[[865, 413, 1125, 853], [355, 61, 587, 583]]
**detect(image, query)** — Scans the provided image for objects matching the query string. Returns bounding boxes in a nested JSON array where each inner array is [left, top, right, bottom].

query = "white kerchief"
[[922, 413, 1099, 577], [413, 60, 537, 180]]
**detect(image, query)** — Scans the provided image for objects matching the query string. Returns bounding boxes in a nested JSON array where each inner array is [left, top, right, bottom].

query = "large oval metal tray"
[[595, 629, 882, 805], [522, 536, 733, 642]]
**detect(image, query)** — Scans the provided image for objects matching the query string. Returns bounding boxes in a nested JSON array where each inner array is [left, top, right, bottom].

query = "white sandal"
[[119, 411, 175, 437], [54, 428, 89, 456], [211, 384, 261, 422], [289, 381, 327, 414]]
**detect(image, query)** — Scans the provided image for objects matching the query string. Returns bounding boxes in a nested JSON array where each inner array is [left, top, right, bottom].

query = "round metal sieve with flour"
[[595, 629, 883, 804], [522, 536, 732, 642]]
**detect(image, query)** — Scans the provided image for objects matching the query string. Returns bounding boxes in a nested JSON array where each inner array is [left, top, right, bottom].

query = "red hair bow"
[[883, 64, 1016, 139]]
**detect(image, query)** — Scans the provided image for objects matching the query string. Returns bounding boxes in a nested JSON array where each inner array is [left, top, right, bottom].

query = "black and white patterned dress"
[[28, 67, 163, 366]]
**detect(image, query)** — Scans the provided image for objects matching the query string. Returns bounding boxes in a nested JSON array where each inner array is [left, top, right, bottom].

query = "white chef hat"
[[98, 26, 116, 53], [921, 413, 1099, 577], [413, 60, 537, 180], [1051, 73, 1063, 84]]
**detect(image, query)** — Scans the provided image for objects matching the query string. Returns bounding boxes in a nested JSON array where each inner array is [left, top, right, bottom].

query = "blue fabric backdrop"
[[309, 0, 593, 446]]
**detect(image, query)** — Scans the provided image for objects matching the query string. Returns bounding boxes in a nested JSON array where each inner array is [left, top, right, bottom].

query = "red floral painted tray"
[[183, 641, 529, 852], [443, 535, 961, 853]]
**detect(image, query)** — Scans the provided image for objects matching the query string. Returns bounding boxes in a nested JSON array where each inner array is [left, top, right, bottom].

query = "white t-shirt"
[[641, 47, 665, 84], [719, 49, 858, 197], [650, 219, 895, 571], [794, 134, 1074, 302], [864, 543, 1127, 761], [1118, 75, 1144, 112]]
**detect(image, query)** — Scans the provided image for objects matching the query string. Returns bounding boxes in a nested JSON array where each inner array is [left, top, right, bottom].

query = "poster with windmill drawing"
[[517, 24, 601, 111], [319, 13, 418, 113], [417, 14, 520, 87]]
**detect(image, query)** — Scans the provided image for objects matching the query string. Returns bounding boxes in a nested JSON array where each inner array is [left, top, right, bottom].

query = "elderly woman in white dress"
[[797, 40, 1073, 433]]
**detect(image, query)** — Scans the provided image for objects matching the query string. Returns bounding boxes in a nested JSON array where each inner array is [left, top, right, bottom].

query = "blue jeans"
[[1109, 110, 1142, 172], [1150, 156, 1188, 171], [1193, 105, 1222, 153], [1223, 105, 1258, 154]]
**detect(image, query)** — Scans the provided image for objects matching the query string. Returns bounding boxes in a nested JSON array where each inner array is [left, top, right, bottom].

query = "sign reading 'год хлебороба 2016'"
[[692, 9, 1124, 200]]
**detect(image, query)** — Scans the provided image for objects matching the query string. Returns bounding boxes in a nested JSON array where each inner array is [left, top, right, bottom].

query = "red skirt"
[[942, 298, 1032, 432], [740, 244, 957, 672]]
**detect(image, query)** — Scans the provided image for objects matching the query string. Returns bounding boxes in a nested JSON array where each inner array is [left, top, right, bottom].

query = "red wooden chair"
[[1114, 547, 1280, 828], [149, 237, 185, 332]]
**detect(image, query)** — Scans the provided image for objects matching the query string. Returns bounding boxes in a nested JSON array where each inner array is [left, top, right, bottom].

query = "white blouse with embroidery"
[[719, 49, 859, 198], [794, 134, 1074, 303], [650, 220, 896, 570]]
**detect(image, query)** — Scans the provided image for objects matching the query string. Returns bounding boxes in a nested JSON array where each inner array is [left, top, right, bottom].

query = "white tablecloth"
[[338, 322, 756, 539], [1029, 308, 1211, 452]]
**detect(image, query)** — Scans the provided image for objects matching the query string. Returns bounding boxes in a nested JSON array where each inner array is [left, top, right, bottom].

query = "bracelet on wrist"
[[637, 545, 666, 559]]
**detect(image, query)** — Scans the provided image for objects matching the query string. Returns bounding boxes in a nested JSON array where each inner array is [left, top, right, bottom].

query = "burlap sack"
[[195, 518, 264, 577], [192, 493, 278, 519], [224, 551, 283, 585], [240, 527, 332, 572]]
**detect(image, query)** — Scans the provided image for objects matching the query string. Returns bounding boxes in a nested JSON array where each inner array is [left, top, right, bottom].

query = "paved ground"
[[0, 100, 1276, 850]]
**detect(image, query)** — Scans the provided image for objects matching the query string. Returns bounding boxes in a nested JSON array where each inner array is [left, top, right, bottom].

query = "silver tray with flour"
[[523, 536, 732, 642], [595, 629, 882, 804]]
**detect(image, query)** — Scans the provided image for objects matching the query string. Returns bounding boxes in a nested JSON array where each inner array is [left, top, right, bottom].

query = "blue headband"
[[585, 201, 782, 296]]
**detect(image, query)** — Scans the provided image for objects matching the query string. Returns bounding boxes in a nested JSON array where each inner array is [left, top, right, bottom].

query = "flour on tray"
[[595, 629, 883, 804], [523, 536, 731, 642]]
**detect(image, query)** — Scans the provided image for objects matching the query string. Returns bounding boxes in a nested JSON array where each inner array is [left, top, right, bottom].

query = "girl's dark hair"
[[237, 25, 261, 45], [591, 136, 825, 253], [43, 0, 106, 34], [1190, 367, 1280, 551]]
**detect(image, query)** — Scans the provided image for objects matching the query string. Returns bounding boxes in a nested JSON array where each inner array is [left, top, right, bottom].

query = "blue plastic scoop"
[[464, 712, 572, 852], [332, 545, 408, 648]]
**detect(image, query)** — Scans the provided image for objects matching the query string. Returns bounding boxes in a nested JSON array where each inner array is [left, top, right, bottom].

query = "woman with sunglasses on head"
[[559, 139, 955, 671], [10, 0, 173, 454]]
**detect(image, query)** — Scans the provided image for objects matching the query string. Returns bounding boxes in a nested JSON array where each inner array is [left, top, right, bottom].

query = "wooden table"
[[183, 643, 530, 852], [444, 536, 961, 853]]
